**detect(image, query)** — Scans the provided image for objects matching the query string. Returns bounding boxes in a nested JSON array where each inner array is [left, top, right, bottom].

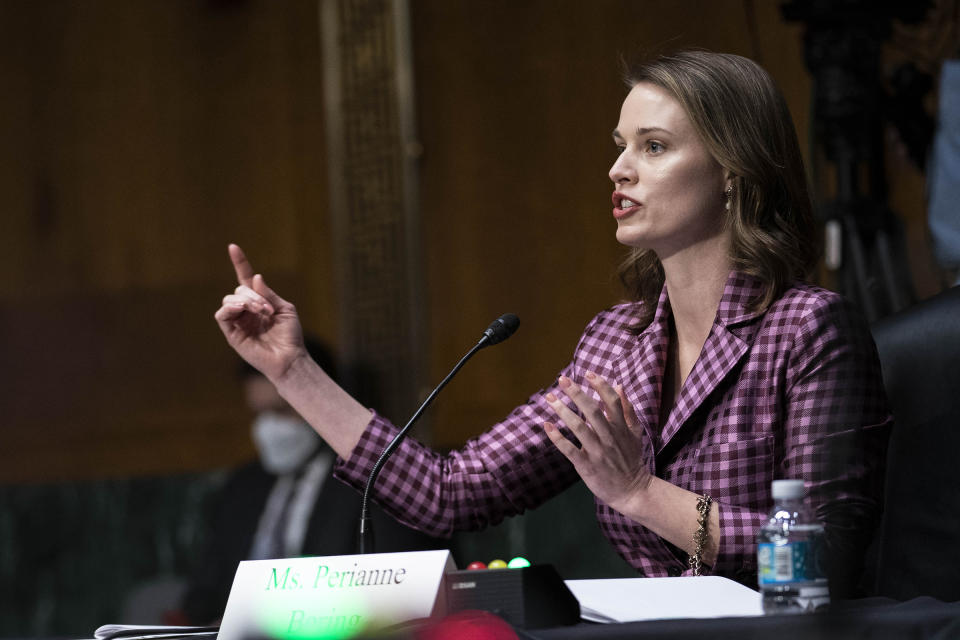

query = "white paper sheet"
[[565, 576, 763, 623], [92, 625, 218, 640]]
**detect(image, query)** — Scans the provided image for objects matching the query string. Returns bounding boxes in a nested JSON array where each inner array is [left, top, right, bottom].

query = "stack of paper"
[[565, 576, 763, 623], [91, 624, 218, 640]]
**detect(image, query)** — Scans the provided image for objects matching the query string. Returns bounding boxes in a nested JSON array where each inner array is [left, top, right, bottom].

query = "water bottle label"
[[757, 541, 825, 585]]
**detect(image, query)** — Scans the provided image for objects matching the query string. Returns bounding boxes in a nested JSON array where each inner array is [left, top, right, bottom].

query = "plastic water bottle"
[[757, 479, 829, 614]]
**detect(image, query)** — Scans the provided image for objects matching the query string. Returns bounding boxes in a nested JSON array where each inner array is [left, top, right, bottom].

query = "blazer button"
[[668, 566, 683, 577]]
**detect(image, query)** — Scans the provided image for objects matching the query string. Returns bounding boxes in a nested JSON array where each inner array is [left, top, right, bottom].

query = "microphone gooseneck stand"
[[358, 313, 519, 554]]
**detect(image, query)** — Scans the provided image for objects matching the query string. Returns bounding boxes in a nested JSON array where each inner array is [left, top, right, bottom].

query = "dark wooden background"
[[0, 0, 938, 485]]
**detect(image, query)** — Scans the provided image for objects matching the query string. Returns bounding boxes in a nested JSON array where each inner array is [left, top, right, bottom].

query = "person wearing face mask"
[[178, 338, 442, 625]]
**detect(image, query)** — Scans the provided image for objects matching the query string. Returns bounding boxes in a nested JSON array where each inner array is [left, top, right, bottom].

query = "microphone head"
[[482, 313, 520, 346]]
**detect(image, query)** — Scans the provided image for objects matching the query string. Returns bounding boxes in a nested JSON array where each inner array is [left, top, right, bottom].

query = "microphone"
[[482, 313, 520, 345], [358, 313, 520, 554]]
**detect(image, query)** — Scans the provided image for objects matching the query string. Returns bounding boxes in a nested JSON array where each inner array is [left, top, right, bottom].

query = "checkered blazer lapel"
[[657, 272, 767, 453], [614, 296, 670, 465]]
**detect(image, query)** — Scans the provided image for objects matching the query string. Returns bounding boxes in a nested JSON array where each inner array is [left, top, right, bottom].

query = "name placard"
[[217, 549, 456, 639]]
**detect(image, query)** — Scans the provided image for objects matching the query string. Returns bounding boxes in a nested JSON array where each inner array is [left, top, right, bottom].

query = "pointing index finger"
[[229, 243, 255, 287]]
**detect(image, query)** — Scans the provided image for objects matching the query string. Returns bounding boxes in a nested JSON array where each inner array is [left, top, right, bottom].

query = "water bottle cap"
[[771, 479, 806, 499]]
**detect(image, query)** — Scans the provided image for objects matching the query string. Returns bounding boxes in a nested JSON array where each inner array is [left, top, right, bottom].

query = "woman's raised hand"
[[214, 244, 306, 382], [543, 373, 652, 515]]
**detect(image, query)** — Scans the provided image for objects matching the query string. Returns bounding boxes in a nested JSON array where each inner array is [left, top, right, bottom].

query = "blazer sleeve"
[[333, 363, 588, 539]]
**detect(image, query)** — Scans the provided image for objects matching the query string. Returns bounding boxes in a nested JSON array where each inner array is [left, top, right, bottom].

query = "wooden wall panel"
[[0, 0, 936, 482], [0, 0, 335, 483]]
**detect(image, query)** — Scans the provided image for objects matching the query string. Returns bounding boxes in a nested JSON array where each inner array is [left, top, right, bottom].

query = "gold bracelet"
[[689, 494, 712, 576]]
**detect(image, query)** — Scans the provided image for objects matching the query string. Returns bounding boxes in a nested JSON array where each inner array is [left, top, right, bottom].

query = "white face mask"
[[251, 411, 320, 474]]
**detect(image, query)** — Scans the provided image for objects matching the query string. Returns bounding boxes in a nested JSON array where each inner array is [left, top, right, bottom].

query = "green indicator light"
[[507, 556, 531, 569]]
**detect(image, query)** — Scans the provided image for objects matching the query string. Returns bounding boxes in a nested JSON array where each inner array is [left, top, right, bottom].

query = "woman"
[[215, 51, 890, 588]]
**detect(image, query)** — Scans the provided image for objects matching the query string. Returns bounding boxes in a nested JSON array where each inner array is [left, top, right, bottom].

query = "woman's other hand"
[[543, 373, 652, 515], [214, 244, 307, 382]]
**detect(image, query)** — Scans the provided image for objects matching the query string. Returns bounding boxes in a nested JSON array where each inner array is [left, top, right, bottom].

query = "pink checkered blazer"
[[335, 272, 891, 580]]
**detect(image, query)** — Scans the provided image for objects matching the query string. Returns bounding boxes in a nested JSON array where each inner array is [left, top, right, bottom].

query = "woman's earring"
[[725, 185, 734, 211]]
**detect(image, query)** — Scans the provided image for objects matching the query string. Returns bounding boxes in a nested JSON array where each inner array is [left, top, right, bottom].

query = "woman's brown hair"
[[618, 50, 817, 330]]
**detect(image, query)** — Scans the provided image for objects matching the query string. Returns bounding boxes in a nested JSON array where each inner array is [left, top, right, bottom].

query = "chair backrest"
[[870, 285, 960, 601]]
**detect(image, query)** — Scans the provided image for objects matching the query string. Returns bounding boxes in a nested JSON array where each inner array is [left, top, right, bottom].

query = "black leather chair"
[[870, 286, 960, 601]]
